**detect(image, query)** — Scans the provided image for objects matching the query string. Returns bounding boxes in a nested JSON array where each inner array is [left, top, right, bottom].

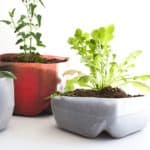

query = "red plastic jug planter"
[[0, 53, 68, 116]]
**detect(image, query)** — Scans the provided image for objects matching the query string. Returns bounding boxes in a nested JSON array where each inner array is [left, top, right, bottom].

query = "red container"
[[0, 53, 67, 116]]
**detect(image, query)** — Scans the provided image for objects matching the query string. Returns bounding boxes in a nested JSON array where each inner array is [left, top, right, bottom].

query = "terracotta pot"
[[0, 53, 68, 116]]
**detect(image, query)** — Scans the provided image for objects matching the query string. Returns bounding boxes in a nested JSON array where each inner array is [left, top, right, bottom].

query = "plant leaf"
[[33, 32, 46, 47], [65, 77, 78, 92], [91, 24, 114, 44], [68, 37, 74, 45], [29, 3, 37, 17], [92, 28, 104, 41], [130, 81, 150, 94], [37, 41, 46, 47], [36, 15, 41, 26], [0, 20, 11, 25], [20, 45, 28, 50], [24, 33, 32, 39], [104, 24, 115, 43], [75, 28, 82, 38], [15, 22, 27, 33], [132, 75, 150, 80], [9, 8, 16, 17], [35, 32, 41, 39], [108, 62, 117, 82], [39, 0, 45, 7], [17, 32, 25, 36], [16, 39, 23, 44], [77, 75, 90, 87], [30, 47, 36, 50], [123, 50, 142, 65], [88, 39, 96, 50], [17, 15, 26, 23], [0, 71, 16, 79]]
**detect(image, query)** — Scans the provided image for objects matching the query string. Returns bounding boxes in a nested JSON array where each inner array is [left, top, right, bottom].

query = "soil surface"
[[0, 53, 68, 63], [60, 87, 143, 98]]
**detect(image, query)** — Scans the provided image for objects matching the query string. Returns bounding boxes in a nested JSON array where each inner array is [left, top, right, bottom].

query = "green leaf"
[[15, 22, 27, 33], [17, 15, 26, 23], [77, 75, 90, 87], [104, 24, 115, 43], [92, 28, 104, 41], [29, 3, 37, 17], [20, 45, 28, 50], [133, 75, 150, 80], [68, 37, 74, 45], [75, 28, 82, 37], [16, 39, 23, 44], [130, 81, 150, 94], [65, 78, 76, 92], [9, 8, 16, 17], [0, 20, 11, 25], [17, 32, 30, 39], [17, 32, 25, 36], [0, 71, 16, 79], [30, 47, 36, 50], [33, 32, 46, 47], [123, 50, 142, 65], [35, 32, 41, 39], [36, 15, 41, 26], [127, 64, 136, 68], [39, 0, 45, 7], [109, 62, 117, 79], [24, 33, 32, 39], [88, 39, 96, 50], [91, 24, 114, 44], [37, 41, 46, 47]]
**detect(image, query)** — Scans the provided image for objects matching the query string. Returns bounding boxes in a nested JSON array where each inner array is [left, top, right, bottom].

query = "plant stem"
[[10, 16, 16, 29], [29, 18, 32, 54], [25, 1, 33, 54]]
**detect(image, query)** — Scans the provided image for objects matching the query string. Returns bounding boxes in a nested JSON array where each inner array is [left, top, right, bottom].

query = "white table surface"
[[0, 116, 150, 150]]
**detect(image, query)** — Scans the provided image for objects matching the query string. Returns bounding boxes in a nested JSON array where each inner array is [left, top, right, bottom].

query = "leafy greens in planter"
[[65, 24, 150, 94], [0, 0, 45, 62]]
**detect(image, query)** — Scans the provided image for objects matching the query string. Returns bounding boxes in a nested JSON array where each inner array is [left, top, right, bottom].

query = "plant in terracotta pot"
[[51, 24, 150, 138], [0, 70, 15, 130], [0, 0, 67, 116]]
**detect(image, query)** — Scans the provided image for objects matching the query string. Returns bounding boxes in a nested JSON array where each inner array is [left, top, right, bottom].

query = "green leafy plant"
[[65, 24, 150, 94], [0, 0, 45, 62], [0, 71, 16, 79]]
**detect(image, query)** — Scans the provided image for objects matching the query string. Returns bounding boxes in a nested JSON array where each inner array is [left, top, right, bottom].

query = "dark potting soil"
[[61, 87, 143, 98], [0, 53, 68, 63]]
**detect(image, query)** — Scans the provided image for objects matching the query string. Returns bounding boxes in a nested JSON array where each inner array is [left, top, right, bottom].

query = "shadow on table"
[[52, 125, 116, 141]]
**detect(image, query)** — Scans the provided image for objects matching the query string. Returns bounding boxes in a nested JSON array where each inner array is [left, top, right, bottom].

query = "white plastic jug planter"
[[0, 77, 14, 131], [52, 96, 150, 138]]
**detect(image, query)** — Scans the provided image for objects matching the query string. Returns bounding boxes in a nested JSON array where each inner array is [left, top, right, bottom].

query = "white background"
[[0, 1, 150, 150], [0, 0, 150, 74]]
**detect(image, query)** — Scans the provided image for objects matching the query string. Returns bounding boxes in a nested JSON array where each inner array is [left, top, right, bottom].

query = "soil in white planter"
[[56, 86, 143, 98], [0, 78, 14, 130]]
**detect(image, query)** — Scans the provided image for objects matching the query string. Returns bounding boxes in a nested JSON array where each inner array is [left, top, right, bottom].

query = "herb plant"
[[0, 0, 45, 62], [65, 24, 150, 94]]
